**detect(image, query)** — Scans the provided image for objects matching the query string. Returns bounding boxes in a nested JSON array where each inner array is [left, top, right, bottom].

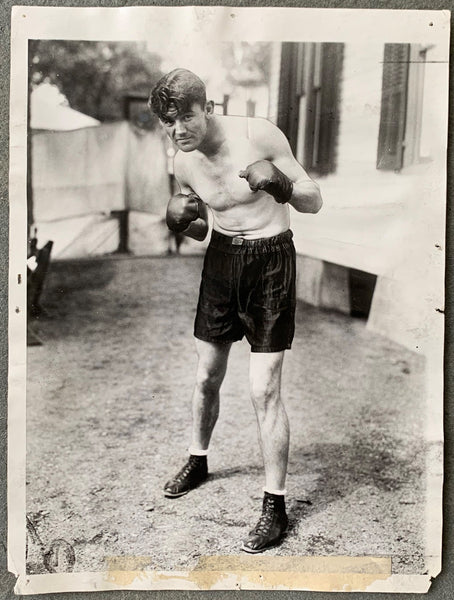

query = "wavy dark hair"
[[148, 69, 207, 120]]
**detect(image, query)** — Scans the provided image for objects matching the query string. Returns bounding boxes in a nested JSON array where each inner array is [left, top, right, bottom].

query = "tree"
[[29, 40, 163, 122], [222, 42, 272, 87]]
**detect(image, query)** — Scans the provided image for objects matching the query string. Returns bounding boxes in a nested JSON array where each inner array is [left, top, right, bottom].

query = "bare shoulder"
[[174, 150, 191, 182], [244, 118, 292, 163], [174, 149, 188, 172], [221, 114, 276, 136], [174, 150, 199, 194], [248, 117, 287, 146], [221, 115, 287, 150]]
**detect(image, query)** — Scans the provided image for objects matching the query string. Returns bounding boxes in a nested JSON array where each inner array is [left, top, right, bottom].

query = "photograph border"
[[2, 1, 452, 598]]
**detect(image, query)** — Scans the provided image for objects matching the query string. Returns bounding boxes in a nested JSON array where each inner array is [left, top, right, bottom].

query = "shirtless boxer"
[[149, 69, 322, 553]]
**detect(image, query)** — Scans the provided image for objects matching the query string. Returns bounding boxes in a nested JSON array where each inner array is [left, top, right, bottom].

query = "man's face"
[[161, 102, 210, 152]]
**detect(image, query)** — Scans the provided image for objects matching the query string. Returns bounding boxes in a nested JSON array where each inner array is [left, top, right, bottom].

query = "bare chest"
[[185, 142, 268, 211]]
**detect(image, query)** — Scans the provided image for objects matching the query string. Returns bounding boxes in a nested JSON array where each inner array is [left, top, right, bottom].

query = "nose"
[[174, 119, 187, 137]]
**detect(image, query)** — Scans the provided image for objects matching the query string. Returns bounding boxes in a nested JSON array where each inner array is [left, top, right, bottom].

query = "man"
[[149, 68, 322, 553]]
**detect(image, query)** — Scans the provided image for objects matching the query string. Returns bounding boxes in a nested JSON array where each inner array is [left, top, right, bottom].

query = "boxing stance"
[[149, 69, 322, 553]]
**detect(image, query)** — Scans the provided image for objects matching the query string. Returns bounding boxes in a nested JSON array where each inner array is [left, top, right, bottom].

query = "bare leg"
[[241, 351, 289, 552], [249, 351, 289, 491], [164, 339, 231, 497], [191, 339, 231, 450]]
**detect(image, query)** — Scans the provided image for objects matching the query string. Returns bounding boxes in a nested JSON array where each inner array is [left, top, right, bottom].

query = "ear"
[[205, 101, 215, 116]]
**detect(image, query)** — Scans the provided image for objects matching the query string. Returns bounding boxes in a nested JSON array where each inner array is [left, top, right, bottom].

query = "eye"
[[162, 119, 174, 127], [183, 114, 194, 122]]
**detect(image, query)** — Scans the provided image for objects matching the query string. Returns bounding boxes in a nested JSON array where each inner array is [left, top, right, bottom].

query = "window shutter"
[[303, 43, 319, 171], [304, 43, 343, 175], [277, 42, 343, 175], [316, 43, 343, 175], [277, 43, 301, 154], [377, 44, 410, 170]]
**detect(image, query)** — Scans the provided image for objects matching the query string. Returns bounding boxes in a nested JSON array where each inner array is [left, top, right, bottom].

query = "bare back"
[[175, 116, 291, 239]]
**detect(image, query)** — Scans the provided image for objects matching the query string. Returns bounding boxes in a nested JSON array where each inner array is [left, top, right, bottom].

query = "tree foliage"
[[222, 42, 272, 87], [29, 40, 163, 122]]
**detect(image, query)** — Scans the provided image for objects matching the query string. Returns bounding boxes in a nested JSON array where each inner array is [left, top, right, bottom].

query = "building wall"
[[336, 44, 384, 179], [272, 42, 446, 351], [290, 43, 415, 275], [289, 43, 445, 270]]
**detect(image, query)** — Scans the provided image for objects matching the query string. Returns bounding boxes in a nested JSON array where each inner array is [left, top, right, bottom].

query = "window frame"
[[377, 43, 430, 171], [277, 42, 344, 176]]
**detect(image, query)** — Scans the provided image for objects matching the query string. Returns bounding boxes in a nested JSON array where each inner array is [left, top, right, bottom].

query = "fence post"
[[111, 210, 130, 254]]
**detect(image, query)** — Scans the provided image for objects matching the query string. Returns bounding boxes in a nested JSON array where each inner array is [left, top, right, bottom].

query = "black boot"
[[164, 455, 208, 498], [241, 492, 288, 553]]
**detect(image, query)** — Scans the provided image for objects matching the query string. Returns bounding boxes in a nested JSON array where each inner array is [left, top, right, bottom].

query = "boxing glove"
[[239, 160, 293, 204], [166, 193, 200, 233]]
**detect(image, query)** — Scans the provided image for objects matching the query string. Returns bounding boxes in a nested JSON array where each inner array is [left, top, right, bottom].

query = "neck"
[[197, 116, 226, 157]]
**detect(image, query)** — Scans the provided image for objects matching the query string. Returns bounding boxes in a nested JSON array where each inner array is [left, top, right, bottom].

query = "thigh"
[[194, 247, 244, 344], [241, 246, 296, 353]]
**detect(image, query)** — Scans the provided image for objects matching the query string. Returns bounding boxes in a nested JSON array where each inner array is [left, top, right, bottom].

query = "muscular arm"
[[173, 154, 209, 241], [248, 118, 323, 214]]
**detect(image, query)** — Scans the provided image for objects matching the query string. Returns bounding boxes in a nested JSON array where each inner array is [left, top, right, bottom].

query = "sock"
[[188, 446, 208, 457], [263, 488, 287, 513], [263, 487, 287, 496]]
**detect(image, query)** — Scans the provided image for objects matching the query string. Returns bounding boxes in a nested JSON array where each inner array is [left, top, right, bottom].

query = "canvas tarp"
[[126, 126, 170, 215], [31, 122, 171, 258]]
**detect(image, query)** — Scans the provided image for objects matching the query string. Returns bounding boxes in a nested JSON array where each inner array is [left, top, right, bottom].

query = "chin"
[[178, 145, 197, 153], [176, 136, 202, 152]]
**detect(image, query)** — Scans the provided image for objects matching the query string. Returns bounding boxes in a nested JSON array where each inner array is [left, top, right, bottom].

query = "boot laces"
[[174, 456, 201, 483], [253, 496, 276, 535]]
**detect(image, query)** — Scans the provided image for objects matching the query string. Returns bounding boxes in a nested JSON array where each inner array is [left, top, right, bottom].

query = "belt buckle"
[[232, 236, 244, 246]]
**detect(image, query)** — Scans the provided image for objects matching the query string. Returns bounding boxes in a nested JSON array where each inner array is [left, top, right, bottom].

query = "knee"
[[195, 364, 223, 394], [250, 378, 278, 410]]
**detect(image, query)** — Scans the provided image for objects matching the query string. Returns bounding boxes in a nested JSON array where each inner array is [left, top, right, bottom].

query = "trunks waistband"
[[209, 229, 294, 254]]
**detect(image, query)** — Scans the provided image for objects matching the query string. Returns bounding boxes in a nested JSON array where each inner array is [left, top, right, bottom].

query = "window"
[[377, 44, 429, 170], [377, 44, 410, 170], [277, 42, 344, 176]]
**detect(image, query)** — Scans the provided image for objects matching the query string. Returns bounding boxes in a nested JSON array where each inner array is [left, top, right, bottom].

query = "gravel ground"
[[26, 255, 427, 576]]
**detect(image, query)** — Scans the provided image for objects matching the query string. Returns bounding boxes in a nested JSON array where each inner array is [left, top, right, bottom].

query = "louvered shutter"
[[277, 42, 301, 154], [316, 43, 343, 175], [302, 43, 343, 174], [278, 42, 342, 175], [377, 44, 410, 170]]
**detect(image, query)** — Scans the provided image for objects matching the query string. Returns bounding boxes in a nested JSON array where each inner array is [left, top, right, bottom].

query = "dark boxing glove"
[[239, 160, 293, 204], [166, 193, 200, 233]]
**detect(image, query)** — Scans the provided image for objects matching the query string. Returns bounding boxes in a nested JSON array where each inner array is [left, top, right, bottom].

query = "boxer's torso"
[[176, 116, 290, 240]]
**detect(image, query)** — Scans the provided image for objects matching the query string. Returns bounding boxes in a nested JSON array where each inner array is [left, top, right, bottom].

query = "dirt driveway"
[[26, 255, 426, 576]]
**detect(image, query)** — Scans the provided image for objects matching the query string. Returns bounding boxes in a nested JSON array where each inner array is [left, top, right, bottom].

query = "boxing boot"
[[164, 454, 208, 498], [241, 492, 288, 553]]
